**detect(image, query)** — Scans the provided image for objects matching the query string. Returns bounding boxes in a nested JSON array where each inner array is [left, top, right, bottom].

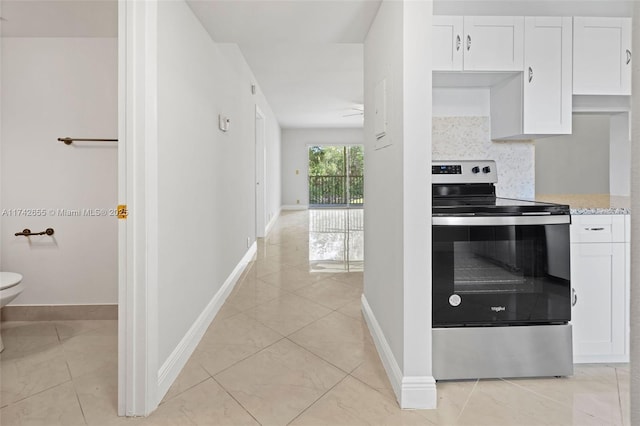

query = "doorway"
[[308, 145, 364, 208], [255, 107, 267, 238]]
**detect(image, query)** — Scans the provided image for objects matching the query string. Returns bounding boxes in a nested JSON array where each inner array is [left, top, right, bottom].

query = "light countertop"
[[535, 194, 630, 215]]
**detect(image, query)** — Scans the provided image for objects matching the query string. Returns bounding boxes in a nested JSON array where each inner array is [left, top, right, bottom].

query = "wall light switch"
[[295, 169, 299, 175]]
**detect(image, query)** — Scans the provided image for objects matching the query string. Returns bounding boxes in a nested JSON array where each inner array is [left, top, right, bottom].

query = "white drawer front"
[[570, 215, 625, 243]]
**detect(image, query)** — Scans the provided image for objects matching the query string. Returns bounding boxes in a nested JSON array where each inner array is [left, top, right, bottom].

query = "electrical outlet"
[[296, 199, 300, 204], [247, 237, 251, 248], [295, 169, 299, 175]]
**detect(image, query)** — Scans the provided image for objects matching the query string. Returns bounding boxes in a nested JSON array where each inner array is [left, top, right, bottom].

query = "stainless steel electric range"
[[432, 160, 574, 380]]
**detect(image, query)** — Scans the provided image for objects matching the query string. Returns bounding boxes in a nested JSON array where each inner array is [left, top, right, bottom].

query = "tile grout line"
[[615, 367, 625, 423], [206, 336, 288, 378], [347, 371, 400, 403], [210, 375, 264, 426], [284, 336, 355, 377], [157, 376, 210, 406], [70, 379, 89, 426], [501, 375, 612, 423], [285, 372, 351, 426], [0, 379, 75, 413], [456, 378, 478, 421]]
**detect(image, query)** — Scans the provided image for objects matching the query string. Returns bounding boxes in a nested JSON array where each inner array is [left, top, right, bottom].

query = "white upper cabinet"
[[433, 16, 464, 71], [523, 17, 572, 135], [490, 17, 572, 139], [433, 16, 524, 71], [463, 16, 524, 71], [573, 17, 632, 95]]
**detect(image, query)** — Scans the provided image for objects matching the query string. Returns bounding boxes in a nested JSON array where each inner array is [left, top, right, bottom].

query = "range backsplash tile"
[[432, 116, 535, 199]]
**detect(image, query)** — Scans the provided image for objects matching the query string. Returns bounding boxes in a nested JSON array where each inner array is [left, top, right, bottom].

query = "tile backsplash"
[[432, 116, 535, 199]]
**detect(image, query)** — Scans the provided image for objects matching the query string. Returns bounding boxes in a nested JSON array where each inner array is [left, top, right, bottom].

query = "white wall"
[[629, 4, 639, 423], [610, 113, 631, 196], [535, 115, 610, 195], [1, 38, 118, 305], [432, 88, 490, 117], [218, 44, 282, 227], [363, 0, 435, 409], [281, 128, 364, 208], [156, 0, 281, 369], [433, 0, 633, 17]]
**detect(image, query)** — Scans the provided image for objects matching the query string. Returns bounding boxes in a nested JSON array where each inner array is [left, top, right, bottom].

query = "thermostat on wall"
[[374, 78, 387, 139], [218, 114, 230, 132]]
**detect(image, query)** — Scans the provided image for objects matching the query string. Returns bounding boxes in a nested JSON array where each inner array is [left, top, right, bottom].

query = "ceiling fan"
[[342, 105, 364, 117]]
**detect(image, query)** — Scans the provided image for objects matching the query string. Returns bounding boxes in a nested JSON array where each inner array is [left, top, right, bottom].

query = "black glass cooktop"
[[432, 183, 570, 216], [433, 196, 570, 216]]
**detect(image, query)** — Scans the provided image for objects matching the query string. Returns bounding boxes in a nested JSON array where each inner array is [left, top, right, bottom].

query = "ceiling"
[[3, 0, 631, 129], [0, 0, 379, 130], [187, 0, 382, 129]]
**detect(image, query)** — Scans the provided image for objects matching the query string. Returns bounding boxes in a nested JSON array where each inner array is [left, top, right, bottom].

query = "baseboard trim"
[[281, 204, 308, 211], [361, 294, 437, 409], [1, 304, 118, 321], [265, 208, 282, 235], [156, 242, 257, 401], [574, 355, 630, 364]]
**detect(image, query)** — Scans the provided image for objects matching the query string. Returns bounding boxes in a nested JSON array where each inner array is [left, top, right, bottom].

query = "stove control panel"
[[432, 164, 462, 174], [432, 160, 498, 184]]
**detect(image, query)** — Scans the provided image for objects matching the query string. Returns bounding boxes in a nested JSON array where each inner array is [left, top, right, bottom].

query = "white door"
[[255, 106, 266, 238], [523, 17, 572, 135], [573, 17, 632, 95], [463, 16, 524, 71], [432, 16, 463, 71], [571, 242, 626, 361]]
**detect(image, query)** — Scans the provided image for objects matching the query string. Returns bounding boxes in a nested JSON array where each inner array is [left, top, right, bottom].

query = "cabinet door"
[[463, 16, 524, 71], [571, 242, 626, 362], [523, 17, 572, 135], [573, 17, 632, 95], [433, 16, 463, 71]]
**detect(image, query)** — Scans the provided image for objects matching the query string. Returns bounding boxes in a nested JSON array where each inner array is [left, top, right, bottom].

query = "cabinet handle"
[[572, 288, 578, 307], [528, 67, 533, 83], [466, 35, 471, 51], [585, 227, 605, 231], [456, 35, 461, 51], [626, 49, 632, 65]]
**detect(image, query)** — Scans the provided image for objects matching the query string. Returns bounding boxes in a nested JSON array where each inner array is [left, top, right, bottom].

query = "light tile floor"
[[0, 209, 631, 425]]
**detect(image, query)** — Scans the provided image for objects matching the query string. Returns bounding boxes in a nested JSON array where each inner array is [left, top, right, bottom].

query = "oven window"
[[454, 229, 541, 294], [432, 224, 571, 326]]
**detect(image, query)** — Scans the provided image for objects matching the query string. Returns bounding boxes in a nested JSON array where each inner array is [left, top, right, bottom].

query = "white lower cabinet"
[[570, 215, 629, 363]]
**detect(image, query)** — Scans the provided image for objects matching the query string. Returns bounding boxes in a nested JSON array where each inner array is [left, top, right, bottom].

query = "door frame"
[[118, 0, 159, 416], [255, 106, 266, 238]]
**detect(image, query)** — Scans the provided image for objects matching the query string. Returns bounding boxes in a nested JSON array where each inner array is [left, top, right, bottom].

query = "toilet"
[[0, 272, 24, 352]]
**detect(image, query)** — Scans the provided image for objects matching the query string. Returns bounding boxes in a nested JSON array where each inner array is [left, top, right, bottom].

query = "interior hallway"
[[0, 209, 631, 425]]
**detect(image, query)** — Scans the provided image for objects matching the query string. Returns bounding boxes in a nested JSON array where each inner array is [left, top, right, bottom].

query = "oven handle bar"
[[432, 215, 571, 226]]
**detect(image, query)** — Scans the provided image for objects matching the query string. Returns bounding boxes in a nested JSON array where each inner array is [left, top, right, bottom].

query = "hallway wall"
[[156, 0, 281, 370]]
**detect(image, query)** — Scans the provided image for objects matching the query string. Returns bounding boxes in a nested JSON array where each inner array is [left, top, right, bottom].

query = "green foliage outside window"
[[308, 145, 364, 205]]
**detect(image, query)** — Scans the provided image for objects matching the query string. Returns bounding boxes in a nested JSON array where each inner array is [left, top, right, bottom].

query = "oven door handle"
[[432, 215, 571, 226]]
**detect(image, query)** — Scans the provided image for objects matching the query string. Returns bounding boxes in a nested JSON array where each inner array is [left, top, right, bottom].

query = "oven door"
[[432, 215, 571, 327]]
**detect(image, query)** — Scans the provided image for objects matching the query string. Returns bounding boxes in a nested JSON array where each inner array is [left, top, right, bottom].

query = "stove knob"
[[482, 166, 491, 174], [471, 166, 480, 174]]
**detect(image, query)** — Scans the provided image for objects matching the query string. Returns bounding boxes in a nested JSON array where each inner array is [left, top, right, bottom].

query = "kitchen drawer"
[[570, 215, 625, 243]]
